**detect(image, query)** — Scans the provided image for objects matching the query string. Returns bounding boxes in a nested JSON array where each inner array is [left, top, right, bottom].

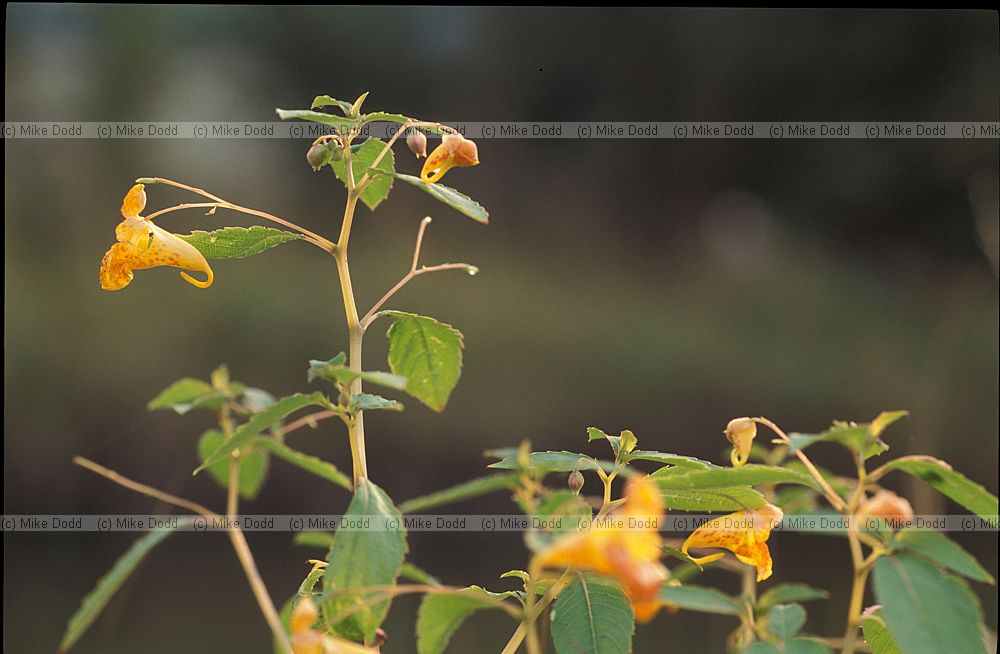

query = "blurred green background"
[[5, 6, 998, 653]]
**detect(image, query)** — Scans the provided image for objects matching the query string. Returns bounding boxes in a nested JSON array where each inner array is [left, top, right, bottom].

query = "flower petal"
[[682, 503, 782, 582], [120, 183, 147, 219], [99, 223, 213, 290]]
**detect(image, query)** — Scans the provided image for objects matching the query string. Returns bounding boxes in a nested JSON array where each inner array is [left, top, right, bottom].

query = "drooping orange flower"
[[99, 184, 213, 290], [534, 476, 668, 623], [420, 133, 479, 183], [682, 503, 783, 582], [858, 490, 914, 528]]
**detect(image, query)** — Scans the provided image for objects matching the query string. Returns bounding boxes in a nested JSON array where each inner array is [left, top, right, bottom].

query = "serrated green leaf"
[[873, 456, 998, 518], [275, 108, 358, 133], [416, 586, 516, 654], [195, 392, 330, 473], [394, 173, 489, 224], [862, 610, 903, 654], [59, 521, 185, 652], [311, 95, 354, 114], [652, 464, 819, 491], [385, 312, 463, 412], [651, 467, 766, 511], [398, 473, 519, 514], [147, 378, 218, 414], [872, 554, 987, 654], [787, 412, 907, 460], [324, 479, 407, 644], [586, 427, 637, 460], [350, 393, 402, 413], [486, 450, 610, 474], [765, 604, 807, 639], [308, 355, 407, 391], [757, 584, 829, 612], [551, 574, 635, 654], [255, 438, 351, 490], [890, 528, 994, 584], [627, 450, 713, 468], [198, 429, 269, 499], [333, 138, 395, 211], [658, 584, 744, 616], [178, 226, 302, 260]]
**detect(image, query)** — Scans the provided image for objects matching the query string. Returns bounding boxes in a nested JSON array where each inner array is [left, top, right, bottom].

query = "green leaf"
[[398, 473, 519, 514], [651, 467, 766, 511], [627, 450, 714, 468], [332, 138, 395, 211], [275, 108, 357, 133], [195, 392, 330, 473], [764, 604, 807, 640], [652, 464, 820, 491], [385, 312, 464, 412], [486, 450, 609, 474], [394, 173, 489, 224], [862, 610, 904, 654], [311, 95, 354, 114], [757, 584, 829, 612], [324, 479, 407, 644], [255, 438, 351, 490], [59, 521, 184, 652], [177, 226, 302, 260], [350, 393, 402, 413], [147, 378, 218, 414], [872, 554, 987, 654], [416, 586, 516, 654], [787, 411, 907, 460], [890, 528, 994, 584], [401, 562, 441, 586], [658, 584, 744, 616], [550, 574, 635, 654], [587, 427, 637, 460], [198, 429, 269, 499], [873, 456, 998, 518]]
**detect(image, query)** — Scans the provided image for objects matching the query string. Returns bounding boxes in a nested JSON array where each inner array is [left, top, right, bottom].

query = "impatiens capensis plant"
[[64, 93, 997, 654]]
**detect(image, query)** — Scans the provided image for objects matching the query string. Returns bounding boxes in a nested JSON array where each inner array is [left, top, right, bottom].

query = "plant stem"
[[72, 457, 293, 654], [334, 145, 368, 483], [753, 417, 846, 512], [501, 572, 572, 654]]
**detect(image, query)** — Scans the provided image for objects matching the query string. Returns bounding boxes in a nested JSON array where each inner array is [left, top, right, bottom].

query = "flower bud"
[[290, 597, 319, 633], [306, 140, 341, 171], [406, 128, 428, 158], [858, 490, 914, 527], [725, 417, 757, 467], [568, 470, 585, 494]]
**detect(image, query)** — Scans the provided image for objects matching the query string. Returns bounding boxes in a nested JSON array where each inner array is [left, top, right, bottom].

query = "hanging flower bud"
[[306, 139, 341, 171], [725, 417, 757, 467], [568, 470, 585, 494], [406, 128, 428, 158], [858, 490, 914, 528]]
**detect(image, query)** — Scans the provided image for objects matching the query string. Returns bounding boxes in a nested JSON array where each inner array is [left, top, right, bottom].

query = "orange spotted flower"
[[534, 476, 669, 623], [100, 184, 213, 290], [420, 133, 479, 183], [725, 417, 757, 467], [682, 503, 783, 582]]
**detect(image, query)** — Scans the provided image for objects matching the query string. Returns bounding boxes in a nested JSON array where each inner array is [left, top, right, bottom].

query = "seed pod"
[[568, 470, 585, 494], [406, 128, 428, 158], [306, 140, 341, 171]]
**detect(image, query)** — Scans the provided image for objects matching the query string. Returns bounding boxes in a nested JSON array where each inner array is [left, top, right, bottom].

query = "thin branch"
[[74, 457, 215, 518], [140, 177, 335, 251], [754, 417, 847, 512], [359, 217, 477, 328]]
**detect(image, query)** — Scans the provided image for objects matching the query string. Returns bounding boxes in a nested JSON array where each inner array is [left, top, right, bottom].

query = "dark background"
[[4, 6, 998, 653]]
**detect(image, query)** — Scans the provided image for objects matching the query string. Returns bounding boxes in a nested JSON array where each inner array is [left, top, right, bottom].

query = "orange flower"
[[420, 133, 479, 183], [99, 184, 213, 290], [534, 476, 668, 623], [858, 490, 914, 528], [682, 503, 783, 582]]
